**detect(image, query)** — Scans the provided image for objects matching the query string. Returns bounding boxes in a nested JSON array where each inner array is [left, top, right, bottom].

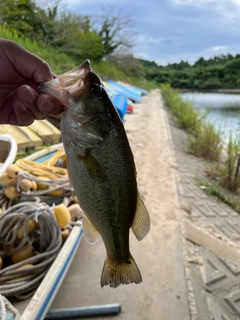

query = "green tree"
[[0, 0, 43, 39], [94, 5, 135, 57], [107, 53, 144, 78], [193, 57, 206, 67]]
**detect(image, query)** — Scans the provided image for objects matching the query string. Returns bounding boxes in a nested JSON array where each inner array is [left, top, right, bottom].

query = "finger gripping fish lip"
[[37, 82, 45, 94]]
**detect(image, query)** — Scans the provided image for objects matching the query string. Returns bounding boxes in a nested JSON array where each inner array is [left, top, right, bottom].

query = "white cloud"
[[211, 46, 228, 51], [171, 0, 218, 7], [231, 0, 240, 6], [136, 34, 179, 47], [65, 0, 132, 6]]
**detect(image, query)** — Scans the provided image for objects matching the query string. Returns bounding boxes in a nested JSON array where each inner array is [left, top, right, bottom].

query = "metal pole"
[[44, 303, 121, 319]]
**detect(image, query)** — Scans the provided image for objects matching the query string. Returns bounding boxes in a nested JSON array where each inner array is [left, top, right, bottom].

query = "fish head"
[[38, 60, 105, 116]]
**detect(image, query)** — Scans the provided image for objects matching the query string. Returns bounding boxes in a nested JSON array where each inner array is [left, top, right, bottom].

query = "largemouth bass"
[[38, 61, 150, 288]]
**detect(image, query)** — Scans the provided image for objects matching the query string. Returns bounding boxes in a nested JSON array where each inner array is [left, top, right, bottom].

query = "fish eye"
[[90, 84, 102, 98]]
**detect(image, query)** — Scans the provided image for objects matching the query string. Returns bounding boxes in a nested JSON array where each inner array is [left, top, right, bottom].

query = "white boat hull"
[[0, 134, 17, 176]]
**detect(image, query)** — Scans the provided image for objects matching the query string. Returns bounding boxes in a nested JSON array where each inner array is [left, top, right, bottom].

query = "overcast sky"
[[65, 0, 240, 66]]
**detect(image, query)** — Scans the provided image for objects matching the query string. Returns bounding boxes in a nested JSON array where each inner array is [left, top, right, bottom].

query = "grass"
[[160, 82, 240, 211], [1, 25, 155, 90], [160, 83, 223, 161], [205, 134, 240, 193], [199, 178, 240, 213], [160, 83, 199, 133], [189, 120, 223, 161]]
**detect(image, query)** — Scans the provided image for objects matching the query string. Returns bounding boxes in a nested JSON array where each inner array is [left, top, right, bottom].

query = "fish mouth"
[[37, 60, 92, 106]]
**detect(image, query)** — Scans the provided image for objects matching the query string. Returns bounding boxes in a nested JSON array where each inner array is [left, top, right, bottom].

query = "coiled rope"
[[0, 147, 74, 211], [0, 147, 77, 318], [15, 148, 67, 179], [0, 200, 62, 299]]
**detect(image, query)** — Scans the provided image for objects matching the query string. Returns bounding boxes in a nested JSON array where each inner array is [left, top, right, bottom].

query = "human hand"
[[0, 39, 64, 126]]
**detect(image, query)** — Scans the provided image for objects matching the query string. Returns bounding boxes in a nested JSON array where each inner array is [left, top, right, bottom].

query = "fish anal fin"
[[101, 253, 142, 288], [82, 214, 100, 244], [131, 193, 150, 241]]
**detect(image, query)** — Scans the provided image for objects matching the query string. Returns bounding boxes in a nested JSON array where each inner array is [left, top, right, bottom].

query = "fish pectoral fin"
[[82, 214, 100, 244], [131, 192, 150, 241], [77, 149, 101, 177], [101, 253, 142, 288]]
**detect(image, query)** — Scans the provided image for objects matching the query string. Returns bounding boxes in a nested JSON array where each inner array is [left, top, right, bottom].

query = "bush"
[[160, 83, 222, 161], [160, 82, 240, 209]]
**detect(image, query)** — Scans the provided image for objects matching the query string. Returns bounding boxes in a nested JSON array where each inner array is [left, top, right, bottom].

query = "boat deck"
[[11, 89, 189, 320]]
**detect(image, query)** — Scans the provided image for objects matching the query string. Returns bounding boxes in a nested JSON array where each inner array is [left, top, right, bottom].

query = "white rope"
[[0, 201, 62, 298], [0, 294, 21, 320], [0, 294, 6, 320]]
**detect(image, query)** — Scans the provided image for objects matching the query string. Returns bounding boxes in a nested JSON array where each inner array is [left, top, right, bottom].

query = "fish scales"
[[38, 60, 150, 288], [62, 92, 137, 261]]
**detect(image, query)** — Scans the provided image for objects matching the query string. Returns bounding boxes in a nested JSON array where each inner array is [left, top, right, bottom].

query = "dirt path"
[[49, 89, 190, 320]]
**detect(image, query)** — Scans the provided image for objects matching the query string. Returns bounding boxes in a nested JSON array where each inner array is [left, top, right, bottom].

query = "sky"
[[64, 0, 240, 66]]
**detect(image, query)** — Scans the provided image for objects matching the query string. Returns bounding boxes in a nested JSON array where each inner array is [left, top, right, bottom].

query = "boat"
[[122, 82, 148, 95], [0, 120, 61, 152], [106, 80, 142, 103], [0, 125, 42, 152], [0, 134, 17, 177], [0, 144, 84, 320], [109, 93, 127, 119], [126, 103, 134, 113], [28, 119, 61, 145], [102, 83, 127, 119], [117, 82, 142, 96]]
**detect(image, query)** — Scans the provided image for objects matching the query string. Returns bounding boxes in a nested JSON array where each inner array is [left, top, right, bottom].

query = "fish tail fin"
[[101, 253, 142, 288]]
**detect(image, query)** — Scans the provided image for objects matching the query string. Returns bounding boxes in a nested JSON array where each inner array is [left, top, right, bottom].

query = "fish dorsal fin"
[[82, 213, 100, 244], [131, 193, 150, 241]]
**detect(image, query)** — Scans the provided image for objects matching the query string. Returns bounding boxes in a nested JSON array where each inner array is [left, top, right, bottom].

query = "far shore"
[[180, 88, 240, 94]]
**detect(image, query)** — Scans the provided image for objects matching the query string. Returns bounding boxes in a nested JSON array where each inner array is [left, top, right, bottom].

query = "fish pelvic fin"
[[82, 214, 100, 244], [131, 192, 151, 241], [101, 253, 142, 288]]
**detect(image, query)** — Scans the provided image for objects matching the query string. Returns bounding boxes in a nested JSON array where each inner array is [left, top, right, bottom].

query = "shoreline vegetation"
[[160, 83, 240, 213], [1, 4, 240, 212], [2, 0, 240, 92], [143, 54, 240, 90], [180, 89, 240, 94], [0, 25, 155, 91]]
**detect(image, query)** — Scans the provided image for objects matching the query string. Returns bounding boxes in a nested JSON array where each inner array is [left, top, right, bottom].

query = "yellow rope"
[[16, 148, 67, 180]]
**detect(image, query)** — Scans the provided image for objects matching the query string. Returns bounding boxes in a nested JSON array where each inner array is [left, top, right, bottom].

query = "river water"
[[181, 92, 240, 143]]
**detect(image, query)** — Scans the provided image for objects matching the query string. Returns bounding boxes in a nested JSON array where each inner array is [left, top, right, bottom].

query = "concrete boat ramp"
[[14, 90, 240, 319]]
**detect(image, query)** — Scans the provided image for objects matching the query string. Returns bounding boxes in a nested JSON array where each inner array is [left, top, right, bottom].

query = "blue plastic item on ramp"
[[107, 80, 142, 103], [111, 94, 127, 119], [123, 82, 148, 95]]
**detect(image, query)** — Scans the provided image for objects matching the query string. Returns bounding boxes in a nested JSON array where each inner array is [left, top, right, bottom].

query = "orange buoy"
[[12, 244, 35, 263], [68, 203, 83, 220], [54, 204, 71, 228], [17, 219, 36, 239], [6, 164, 21, 178], [0, 173, 16, 185], [4, 186, 19, 200]]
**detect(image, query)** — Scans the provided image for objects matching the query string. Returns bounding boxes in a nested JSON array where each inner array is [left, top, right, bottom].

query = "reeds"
[[160, 83, 240, 211], [160, 83, 222, 161]]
